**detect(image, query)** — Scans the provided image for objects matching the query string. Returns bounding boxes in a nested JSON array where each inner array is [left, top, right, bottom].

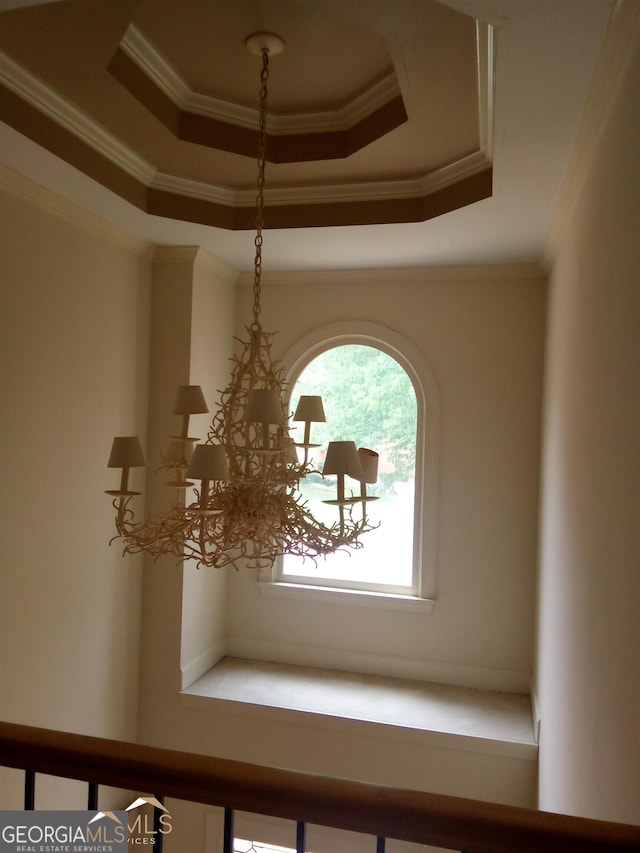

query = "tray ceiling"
[[0, 0, 493, 230]]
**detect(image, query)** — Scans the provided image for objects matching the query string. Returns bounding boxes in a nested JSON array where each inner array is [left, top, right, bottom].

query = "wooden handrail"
[[1, 721, 638, 852]]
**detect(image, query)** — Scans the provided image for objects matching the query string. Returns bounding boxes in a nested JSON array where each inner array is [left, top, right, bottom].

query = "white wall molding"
[[257, 581, 436, 614], [275, 319, 440, 601], [180, 638, 226, 691], [224, 636, 530, 694]]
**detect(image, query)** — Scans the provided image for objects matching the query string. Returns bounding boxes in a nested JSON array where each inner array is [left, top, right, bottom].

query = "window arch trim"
[[269, 321, 440, 603]]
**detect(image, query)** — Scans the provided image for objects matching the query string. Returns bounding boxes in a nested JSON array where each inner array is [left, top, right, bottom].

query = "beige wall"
[[535, 37, 640, 823], [0, 173, 544, 829], [134, 248, 237, 751], [131, 261, 543, 852], [0, 172, 150, 806], [227, 266, 546, 691]]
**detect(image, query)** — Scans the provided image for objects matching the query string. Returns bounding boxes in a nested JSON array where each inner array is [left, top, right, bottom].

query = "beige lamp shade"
[[293, 395, 326, 423], [244, 388, 284, 424], [323, 441, 363, 479], [172, 385, 208, 415], [164, 438, 193, 464], [357, 448, 379, 484], [108, 436, 145, 468], [281, 437, 299, 464], [187, 444, 229, 480]]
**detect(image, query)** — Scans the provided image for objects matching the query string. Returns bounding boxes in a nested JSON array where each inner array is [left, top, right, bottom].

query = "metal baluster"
[[296, 821, 306, 853], [376, 837, 385, 853], [87, 782, 99, 810], [153, 794, 165, 853], [24, 770, 35, 810], [223, 807, 234, 853]]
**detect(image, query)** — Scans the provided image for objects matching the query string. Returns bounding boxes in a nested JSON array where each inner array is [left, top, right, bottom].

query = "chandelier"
[[106, 33, 379, 570]]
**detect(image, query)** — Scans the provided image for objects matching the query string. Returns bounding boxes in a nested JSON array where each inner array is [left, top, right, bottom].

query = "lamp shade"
[[187, 444, 229, 481], [165, 438, 193, 464], [357, 448, 379, 484], [172, 385, 208, 415], [244, 388, 284, 424], [322, 441, 362, 479], [281, 437, 299, 464], [293, 395, 326, 423], [108, 436, 145, 468]]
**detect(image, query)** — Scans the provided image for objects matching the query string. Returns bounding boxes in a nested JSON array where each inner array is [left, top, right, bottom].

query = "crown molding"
[[1, 46, 487, 209], [0, 50, 155, 184], [153, 244, 239, 281], [476, 22, 495, 158], [544, 0, 639, 265], [151, 150, 491, 208], [0, 162, 151, 255], [238, 263, 546, 288], [120, 23, 402, 134]]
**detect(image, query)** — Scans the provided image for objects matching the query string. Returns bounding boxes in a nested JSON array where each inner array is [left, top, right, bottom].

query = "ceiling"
[[0, 0, 615, 272]]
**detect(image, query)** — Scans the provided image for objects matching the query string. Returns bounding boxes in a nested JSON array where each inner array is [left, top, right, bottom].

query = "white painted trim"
[[152, 244, 238, 282], [529, 675, 541, 744], [149, 172, 239, 206], [151, 150, 490, 208], [0, 162, 152, 255], [544, 0, 640, 265], [476, 22, 495, 159], [121, 24, 402, 134], [257, 582, 435, 614], [0, 46, 491, 209], [180, 638, 226, 690], [223, 637, 530, 695], [240, 264, 545, 288], [264, 320, 439, 602], [0, 50, 155, 184]]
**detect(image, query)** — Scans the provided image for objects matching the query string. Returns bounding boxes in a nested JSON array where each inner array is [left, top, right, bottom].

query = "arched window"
[[270, 322, 439, 605]]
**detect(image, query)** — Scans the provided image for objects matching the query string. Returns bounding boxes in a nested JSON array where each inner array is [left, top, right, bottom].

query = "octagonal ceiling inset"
[[0, 0, 494, 230]]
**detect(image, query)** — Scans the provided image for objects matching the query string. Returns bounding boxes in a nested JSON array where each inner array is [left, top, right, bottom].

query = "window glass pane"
[[283, 344, 417, 590]]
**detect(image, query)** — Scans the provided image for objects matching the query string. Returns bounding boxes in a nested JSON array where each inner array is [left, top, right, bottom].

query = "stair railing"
[[1, 721, 639, 853]]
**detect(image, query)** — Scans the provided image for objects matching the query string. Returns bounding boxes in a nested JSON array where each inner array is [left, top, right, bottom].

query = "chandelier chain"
[[252, 48, 270, 331]]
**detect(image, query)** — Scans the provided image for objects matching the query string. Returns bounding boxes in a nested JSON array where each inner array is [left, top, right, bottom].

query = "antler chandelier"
[[106, 33, 378, 570]]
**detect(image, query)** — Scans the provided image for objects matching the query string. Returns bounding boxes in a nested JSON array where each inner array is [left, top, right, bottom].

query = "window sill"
[[257, 581, 436, 614], [181, 657, 537, 760]]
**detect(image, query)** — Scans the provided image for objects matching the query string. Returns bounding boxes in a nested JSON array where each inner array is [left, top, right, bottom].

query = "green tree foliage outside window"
[[285, 344, 418, 588], [290, 345, 417, 496]]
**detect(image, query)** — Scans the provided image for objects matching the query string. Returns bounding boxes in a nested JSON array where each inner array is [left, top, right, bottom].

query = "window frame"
[[259, 321, 440, 610]]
